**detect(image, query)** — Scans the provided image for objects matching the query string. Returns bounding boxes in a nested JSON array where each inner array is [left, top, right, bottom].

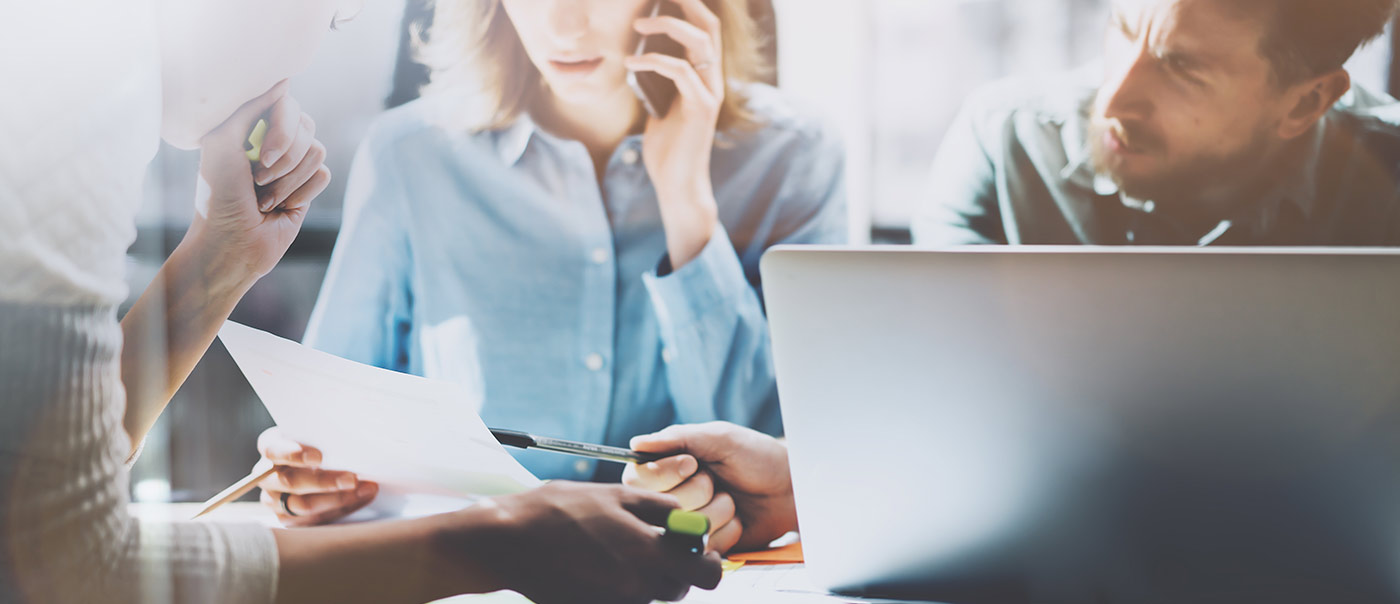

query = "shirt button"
[[662, 348, 676, 363], [591, 247, 609, 265], [621, 148, 640, 166], [585, 353, 606, 371], [574, 460, 590, 475]]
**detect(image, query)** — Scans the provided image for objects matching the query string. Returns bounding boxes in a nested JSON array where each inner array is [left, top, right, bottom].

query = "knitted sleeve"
[[0, 303, 278, 604]]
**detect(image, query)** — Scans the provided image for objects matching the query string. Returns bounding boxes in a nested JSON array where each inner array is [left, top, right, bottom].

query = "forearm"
[[273, 509, 500, 604], [657, 180, 719, 271], [643, 226, 777, 428], [120, 234, 256, 450]]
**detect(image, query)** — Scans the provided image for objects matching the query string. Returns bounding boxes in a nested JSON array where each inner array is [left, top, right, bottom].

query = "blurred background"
[[127, 0, 1400, 503]]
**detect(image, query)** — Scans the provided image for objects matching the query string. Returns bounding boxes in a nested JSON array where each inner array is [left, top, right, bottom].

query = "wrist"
[[170, 225, 261, 299], [655, 174, 716, 215], [428, 502, 514, 594], [656, 183, 719, 270]]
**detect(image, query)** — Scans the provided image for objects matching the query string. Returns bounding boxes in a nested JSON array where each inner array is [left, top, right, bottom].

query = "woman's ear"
[[1277, 69, 1350, 141]]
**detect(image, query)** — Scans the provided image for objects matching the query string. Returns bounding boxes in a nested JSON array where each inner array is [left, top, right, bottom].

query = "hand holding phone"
[[627, 0, 724, 119], [626, 0, 726, 270], [628, 0, 689, 118]]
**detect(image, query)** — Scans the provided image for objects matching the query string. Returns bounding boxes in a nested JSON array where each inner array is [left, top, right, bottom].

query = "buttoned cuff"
[[642, 224, 749, 332]]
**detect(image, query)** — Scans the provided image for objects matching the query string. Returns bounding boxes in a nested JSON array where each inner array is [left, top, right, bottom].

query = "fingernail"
[[337, 475, 358, 490], [262, 150, 282, 168], [304, 449, 322, 466], [356, 483, 377, 498], [680, 457, 698, 475]]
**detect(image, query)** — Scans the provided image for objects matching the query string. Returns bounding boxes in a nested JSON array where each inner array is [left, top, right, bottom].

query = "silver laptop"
[[761, 246, 1400, 604]]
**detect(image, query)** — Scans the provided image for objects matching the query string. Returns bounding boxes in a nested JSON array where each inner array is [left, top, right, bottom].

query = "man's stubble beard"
[[1088, 117, 1277, 209]]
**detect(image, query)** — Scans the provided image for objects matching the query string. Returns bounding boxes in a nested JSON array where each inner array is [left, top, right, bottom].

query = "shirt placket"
[[565, 142, 619, 480], [591, 138, 651, 480]]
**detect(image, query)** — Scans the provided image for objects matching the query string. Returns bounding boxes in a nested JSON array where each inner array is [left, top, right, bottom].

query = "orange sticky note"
[[726, 541, 804, 565]]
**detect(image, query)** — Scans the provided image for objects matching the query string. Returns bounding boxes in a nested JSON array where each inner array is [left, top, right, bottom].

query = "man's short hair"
[[1239, 0, 1400, 85]]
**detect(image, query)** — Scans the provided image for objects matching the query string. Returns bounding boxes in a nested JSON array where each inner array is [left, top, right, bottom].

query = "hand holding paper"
[[255, 426, 380, 525], [217, 321, 540, 502]]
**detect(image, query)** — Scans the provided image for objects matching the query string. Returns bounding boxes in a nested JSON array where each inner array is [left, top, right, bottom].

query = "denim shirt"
[[915, 70, 1400, 247], [304, 84, 847, 481]]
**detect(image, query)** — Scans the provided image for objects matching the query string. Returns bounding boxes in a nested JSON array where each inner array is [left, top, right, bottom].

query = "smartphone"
[[627, 0, 688, 119]]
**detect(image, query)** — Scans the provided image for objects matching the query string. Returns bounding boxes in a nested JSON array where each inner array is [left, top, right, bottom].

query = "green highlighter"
[[245, 119, 269, 163], [663, 510, 709, 555]]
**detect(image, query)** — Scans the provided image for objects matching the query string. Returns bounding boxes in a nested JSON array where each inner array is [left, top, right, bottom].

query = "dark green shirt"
[[914, 72, 1400, 247]]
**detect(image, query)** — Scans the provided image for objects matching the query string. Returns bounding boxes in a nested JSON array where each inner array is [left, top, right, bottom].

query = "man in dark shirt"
[[916, 0, 1400, 246]]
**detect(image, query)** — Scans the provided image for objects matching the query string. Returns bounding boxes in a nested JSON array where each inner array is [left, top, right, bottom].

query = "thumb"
[[630, 423, 735, 463], [257, 426, 323, 467]]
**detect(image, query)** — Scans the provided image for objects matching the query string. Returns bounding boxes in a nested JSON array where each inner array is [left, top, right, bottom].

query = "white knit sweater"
[[0, 305, 278, 603], [0, 2, 279, 602]]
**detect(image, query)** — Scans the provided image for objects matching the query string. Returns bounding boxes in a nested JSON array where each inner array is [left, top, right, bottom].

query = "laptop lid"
[[762, 246, 1400, 604]]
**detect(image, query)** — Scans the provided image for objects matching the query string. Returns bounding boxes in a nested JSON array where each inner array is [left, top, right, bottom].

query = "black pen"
[[490, 428, 666, 465]]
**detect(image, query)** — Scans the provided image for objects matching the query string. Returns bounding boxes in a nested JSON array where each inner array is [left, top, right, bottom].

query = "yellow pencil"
[[192, 459, 276, 520]]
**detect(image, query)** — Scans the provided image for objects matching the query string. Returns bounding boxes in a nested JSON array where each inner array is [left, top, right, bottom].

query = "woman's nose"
[[546, 0, 590, 44]]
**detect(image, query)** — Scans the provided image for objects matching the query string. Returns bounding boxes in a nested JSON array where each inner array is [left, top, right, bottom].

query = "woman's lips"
[[548, 57, 604, 76]]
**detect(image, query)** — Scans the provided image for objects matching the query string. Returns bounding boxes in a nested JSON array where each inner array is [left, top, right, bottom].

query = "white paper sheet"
[[218, 321, 540, 498]]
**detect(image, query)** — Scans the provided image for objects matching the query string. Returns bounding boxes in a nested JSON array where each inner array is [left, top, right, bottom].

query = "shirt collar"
[[489, 113, 653, 167], [492, 114, 539, 166]]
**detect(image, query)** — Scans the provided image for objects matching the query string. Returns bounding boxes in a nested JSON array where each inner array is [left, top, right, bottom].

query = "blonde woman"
[[259, 0, 847, 552]]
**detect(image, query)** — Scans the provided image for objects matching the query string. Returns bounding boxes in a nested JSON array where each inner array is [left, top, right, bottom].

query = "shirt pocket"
[[419, 315, 487, 415]]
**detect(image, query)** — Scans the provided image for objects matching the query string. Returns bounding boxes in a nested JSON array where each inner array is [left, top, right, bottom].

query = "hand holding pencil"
[[193, 459, 275, 519], [254, 427, 380, 526]]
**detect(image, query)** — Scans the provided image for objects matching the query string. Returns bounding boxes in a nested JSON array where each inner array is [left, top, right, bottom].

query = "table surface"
[[130, 502, 925, 604]]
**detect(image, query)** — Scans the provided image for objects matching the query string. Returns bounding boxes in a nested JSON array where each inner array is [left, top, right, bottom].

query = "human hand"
[[445, 482, 723, 604], [256, 426, 378, 527], [624, 422, 797, 553], [628, 0, 723, 269], [179, 79, 331, 295]]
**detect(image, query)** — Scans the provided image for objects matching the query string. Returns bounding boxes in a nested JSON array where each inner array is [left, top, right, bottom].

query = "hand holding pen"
[[625, 422, 798, 554], [627, 0, 726, 271], [183, 80, 331, 295]]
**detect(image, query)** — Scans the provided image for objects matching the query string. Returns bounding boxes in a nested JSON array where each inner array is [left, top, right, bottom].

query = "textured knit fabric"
[[0, 304, 279, 603], [0, 1, 280, 601], [0, 0, 161, 307]]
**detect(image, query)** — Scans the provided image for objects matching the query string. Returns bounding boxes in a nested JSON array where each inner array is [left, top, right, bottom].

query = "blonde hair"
[[417, 0, 771, 133]]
